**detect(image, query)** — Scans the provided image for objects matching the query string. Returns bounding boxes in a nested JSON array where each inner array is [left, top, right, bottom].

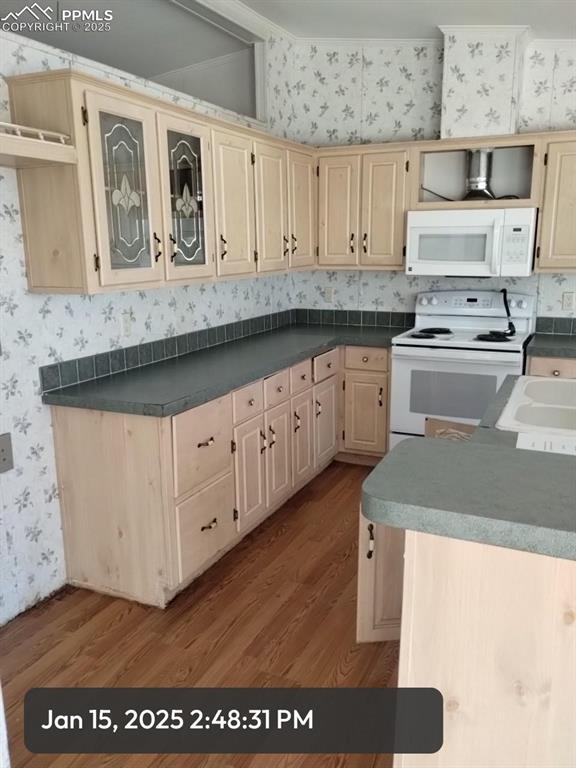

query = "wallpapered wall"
[[0, 29, 575, 626]]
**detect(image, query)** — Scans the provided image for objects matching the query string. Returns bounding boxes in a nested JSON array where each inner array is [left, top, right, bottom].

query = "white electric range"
[[389, 289, 536, 449]]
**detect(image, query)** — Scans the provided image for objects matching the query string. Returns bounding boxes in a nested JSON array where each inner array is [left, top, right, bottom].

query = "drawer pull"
[[294, 411, 301, 432], [153, 232, 162, 262], [197, 437, 215, 448], [248, 398, 256, 406], [277, 385, 284, 393], [219, 234, 227, 259], [362, 355, 369, 363], [201, 518, 218, 532], [378, 387, 384, 407], [300, 373, 307, 381], [367, 523, 375, 559], [552, 369, 560, 377], [363, 233, 368, 254], [315, 400, 322, 418], [327, 362, 333, 369], [349, 232, 355, 254], [291, 233, 298, 254], [260, 430, 267, 453], [169, 233, 178, 262], [283, 235, 290, 257], [268, 424, 276, 447]]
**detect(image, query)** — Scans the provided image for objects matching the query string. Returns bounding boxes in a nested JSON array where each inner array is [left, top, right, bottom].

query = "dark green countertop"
[[42, 325, 399, 417], [527, 333, 576, 359], [362, 376, 576, 562]]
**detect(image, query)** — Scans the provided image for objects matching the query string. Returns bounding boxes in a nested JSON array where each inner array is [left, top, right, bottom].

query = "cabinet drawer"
[[345, 346, 388, 372], [290, 359, 312, 395], [172, 395, 232, 498], [313, 348, 339, 382], [264, 369, 291, 408], [233, 380, 264, 424], [176, 472, 236, 583], [528, 356, 576, 379]]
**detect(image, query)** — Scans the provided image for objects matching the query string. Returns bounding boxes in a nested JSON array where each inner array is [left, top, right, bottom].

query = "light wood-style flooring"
[[0, 462, 398, 768]]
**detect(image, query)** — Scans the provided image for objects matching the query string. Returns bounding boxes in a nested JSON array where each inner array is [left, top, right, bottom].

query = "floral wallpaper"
[[440, 27, 529, 138], [266, 37, 443, 145], [519, 41, 576, 132]]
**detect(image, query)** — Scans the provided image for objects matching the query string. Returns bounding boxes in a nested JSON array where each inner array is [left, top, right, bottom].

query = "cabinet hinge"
[[405, 160, 410, 172], [93, 253, 100, 272], [402, 245, 406, 257], [342, 429, 345, 440], [231, 439, 236, 454], [251, 152, 256, 165], [544, 153, 548, 166], [316, 165, 320, 177], [342, 380, 346, 391], [315, 245, 319, 258], [536, 245, 541, 259], [233, 508, 239, 522], [81, 106, 88, 126], [254, 250, 258, 262]]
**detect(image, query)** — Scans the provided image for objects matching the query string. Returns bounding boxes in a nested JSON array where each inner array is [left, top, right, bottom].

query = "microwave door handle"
[[491, 219, 503, 276]]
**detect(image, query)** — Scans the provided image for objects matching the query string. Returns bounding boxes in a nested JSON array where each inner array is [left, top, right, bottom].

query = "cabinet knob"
[[277, 385, 284, 393], [248, 398, 255, 406], [362, 355, 369, 363], [300, 373, 307, 380], [552, 369, 561, 377], [327, 362, 333, 369]]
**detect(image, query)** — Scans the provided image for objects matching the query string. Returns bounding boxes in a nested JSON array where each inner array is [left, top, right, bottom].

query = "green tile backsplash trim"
[[535, 316, 576, 335], [39, 308, 414, 394]]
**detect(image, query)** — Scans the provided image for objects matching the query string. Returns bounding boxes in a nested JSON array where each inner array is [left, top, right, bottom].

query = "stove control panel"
[[415, 290, 534, 318]]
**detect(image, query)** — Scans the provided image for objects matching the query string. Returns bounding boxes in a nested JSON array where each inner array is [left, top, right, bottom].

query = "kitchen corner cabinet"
[[356, 513, 404, 642], [288, 150, 317, 268], [318, 152, 407, 268], [537, 140, 576, 271]]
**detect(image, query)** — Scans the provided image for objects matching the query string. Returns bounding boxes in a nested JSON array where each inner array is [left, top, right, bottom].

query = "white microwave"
[[405, 208, 537, 277]]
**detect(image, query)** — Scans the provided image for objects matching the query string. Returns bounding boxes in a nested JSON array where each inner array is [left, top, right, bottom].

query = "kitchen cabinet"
[[212, 129, 256, 277], [254, 141, 289, 272], [360, 152, 406, 268], [344, 372, 388, 455], [291, 390, 315, 489], [528, 356, 576, 379], [318, 155, 360, 265], [314, 375, 338, 467], [288, 150, 317, 268], [233, 414, 267, 532], [157, 112, 215, 281], [356, 513, 404, 642], [538, 140, 576, 271], [265, 401, 292, 508]]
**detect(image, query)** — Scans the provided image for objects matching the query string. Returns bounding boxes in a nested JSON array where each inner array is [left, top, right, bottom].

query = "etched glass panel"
[[100, 112, 151, 270], [167, 130, 206, 267]]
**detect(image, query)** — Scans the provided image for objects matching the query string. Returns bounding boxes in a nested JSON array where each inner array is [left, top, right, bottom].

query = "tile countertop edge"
[[361, 495, 576, 562]]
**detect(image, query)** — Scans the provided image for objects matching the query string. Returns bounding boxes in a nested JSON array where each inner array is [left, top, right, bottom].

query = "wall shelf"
[[0, 121, 77, 167]]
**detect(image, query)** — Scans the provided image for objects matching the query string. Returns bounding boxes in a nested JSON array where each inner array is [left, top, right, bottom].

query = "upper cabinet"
[[254, 141, 289, 273], [318, 152, 406, 269], [212, 129, 256, 277], [157, 113, 215, 282], [287, 150, 317, 268], [85, 91, 164, 286], [537, 140, 576, 271]]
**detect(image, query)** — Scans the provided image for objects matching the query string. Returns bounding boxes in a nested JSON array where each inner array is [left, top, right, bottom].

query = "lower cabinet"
[[528, 356, 576, 379], [313, 375, 338, 467], [356, 511, 404, 642], [265, 401, 292, 508], [233, 414, 267, 533], [292, 390, 315, 489], [344, 371, 387, 454]]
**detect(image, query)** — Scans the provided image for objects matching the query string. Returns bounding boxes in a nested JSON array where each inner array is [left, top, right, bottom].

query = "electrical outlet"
[[0, 433, 14, 473], [561, 292, 575, 312], [324, 287, 334, 304]]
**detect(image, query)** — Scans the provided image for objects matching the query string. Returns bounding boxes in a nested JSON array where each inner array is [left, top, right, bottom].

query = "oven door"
[[390, 346, 523, 437], [405, 210, 503, 277]]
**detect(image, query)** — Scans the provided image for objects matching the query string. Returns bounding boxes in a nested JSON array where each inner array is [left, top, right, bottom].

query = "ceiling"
[[3, 0, 251, 78], [237, 0, 576, 39]]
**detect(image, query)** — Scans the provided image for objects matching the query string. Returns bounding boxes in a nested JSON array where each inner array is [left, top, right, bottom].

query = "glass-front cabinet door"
[[85, 91, 164, 286], [157, 113, 215, 281]]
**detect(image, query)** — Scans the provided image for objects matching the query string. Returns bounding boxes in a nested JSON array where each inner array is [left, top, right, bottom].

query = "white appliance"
[[389, 289, 536, 449], [405, 208, 537, 277]]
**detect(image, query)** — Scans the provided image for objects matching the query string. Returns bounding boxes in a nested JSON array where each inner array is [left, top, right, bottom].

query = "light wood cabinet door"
[[254, 141, 289, 272], [212, 129, 256, 276], [265, 401, 292, 509], [85, 91, 164, 287], [360, 152, 406, 268], [356, 512, 404, 642], [157, 112, 215, 281], [313, 375, 338, 467], [292, 391, 315, 489], [344, 372, 388, 455], [538, 141, 576, 270], [288, 150, 316, 268], [318, 155, 360, 266], [233, 414, 266, 532]]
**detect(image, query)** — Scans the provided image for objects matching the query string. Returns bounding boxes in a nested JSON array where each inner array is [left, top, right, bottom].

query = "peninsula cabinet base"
[[396, 531, 576, 768]]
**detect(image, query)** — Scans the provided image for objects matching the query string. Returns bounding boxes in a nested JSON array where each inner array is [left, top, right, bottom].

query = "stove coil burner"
[[420, 327, 452, 334], [476, 332, 511, 342], [410, 332, 436, 339]]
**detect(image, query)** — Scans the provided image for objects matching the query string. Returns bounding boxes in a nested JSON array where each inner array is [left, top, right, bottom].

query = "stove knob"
[[509, 299, 517, 309], [430, 296, 438, 306], [419, 297, 429, 306], [518, 299, 527, 310]]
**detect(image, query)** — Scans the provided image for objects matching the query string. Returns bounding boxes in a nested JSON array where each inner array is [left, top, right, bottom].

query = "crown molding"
[[186, 0, 296, 42], [296, 37, 442, 46]]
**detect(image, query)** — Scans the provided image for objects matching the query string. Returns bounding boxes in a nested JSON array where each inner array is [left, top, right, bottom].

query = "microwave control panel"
[[500, 209, 537, 276], [501, 225, 532, 264]]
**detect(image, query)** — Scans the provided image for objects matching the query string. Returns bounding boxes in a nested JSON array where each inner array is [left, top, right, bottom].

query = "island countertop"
[[362, 378, 576, 562]]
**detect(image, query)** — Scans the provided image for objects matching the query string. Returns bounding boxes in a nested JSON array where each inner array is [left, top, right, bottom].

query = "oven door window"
[[410, 370, 497, 420]]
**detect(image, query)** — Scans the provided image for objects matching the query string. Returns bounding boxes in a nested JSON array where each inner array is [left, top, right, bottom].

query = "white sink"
[[497, 376, 576, 436]]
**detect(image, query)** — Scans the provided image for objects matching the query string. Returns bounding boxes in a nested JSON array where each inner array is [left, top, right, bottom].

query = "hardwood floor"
[[0, 462, 399, 768]]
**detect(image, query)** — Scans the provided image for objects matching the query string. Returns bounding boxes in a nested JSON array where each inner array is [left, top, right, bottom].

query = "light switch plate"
[[0, 433, 14, 473]]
